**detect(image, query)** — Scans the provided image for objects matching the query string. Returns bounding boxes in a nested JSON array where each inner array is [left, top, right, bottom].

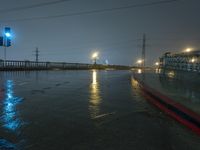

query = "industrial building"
[[159, 50, 200, 72]]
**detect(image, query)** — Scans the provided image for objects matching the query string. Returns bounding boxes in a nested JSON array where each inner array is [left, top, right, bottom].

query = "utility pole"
[[3, 33, 6, 62], [142, 34, 146, 69], [34, 47, 39, 62], [4, 45, 6, 62]]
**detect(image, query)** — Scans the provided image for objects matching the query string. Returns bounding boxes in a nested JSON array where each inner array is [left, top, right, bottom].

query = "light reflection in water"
[[89, 70, 101, 118], [155, 68, 161, 74], [92, 70, 97, 85], [131, 76, 141, 94], [167, 71, 175, 78], [1, 80, 23, 132], [131, 77, 139, 88], [137, 69, 142, 74]]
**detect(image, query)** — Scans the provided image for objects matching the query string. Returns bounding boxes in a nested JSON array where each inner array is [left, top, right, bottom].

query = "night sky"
[[0, 0, 200, 66]]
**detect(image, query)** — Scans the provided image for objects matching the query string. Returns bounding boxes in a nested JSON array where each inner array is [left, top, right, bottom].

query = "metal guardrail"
[[0, 60, 93, 70], [0, 60, 131, 71]]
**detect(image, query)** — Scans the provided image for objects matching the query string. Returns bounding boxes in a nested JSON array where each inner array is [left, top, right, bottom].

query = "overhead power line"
[[0, 0, 178, 22], [0, 0, 72, 13]]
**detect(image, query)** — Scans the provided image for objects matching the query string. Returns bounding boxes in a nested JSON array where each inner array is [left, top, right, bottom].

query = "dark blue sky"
[[0, 0, 200, 66]]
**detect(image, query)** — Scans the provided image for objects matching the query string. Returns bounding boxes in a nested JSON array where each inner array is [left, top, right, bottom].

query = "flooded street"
[[0, 70, 200, 150]]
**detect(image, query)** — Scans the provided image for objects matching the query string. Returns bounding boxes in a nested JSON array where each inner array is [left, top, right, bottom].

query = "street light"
[[136, 59, 143, 69], [155, 62, 159, 66], [92, 52, 99, 65], [137, 59, 143, 64], [185, 48, 192, 53], [190, 58, 196, 63], [135, 59, 143, 74]]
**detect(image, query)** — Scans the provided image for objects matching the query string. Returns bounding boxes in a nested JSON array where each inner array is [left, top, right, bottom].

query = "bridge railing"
[[0, 60, 131, 71], [0, 60, 93, 70]]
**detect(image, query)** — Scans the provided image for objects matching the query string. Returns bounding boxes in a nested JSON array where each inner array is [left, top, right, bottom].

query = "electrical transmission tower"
[[142, 34, 146, 69], [34, 47, 39, 62]]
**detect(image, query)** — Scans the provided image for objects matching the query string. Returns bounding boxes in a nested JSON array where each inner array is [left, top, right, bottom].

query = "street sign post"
[[0, 36, 3, 46]]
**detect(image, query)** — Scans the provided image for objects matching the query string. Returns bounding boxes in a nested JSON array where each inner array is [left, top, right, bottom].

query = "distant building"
[[159, 50, 200, 72]]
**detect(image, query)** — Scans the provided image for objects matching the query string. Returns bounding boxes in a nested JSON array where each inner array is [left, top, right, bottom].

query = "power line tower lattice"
[[34, 47, 39, 62], [142, 34, 146, 69]]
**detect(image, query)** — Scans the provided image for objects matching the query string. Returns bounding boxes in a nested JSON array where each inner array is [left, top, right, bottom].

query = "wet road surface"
[[0, 70, 199, 150]]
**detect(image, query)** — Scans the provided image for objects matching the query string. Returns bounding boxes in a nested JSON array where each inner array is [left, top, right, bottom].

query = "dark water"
[[0, 70, 200, 150]]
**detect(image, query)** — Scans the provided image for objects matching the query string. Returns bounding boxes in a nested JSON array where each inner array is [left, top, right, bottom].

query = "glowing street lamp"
[[190, 58, 196, 63], [185, 48, 192, 53], [155, 62, 159, 66], [136, 59, 143, 68], [92, 52, 99, 64], [137, 59, 142, 64]]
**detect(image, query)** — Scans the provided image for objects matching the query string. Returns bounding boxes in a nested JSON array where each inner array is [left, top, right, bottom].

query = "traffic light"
[[5, 27, 11, 37], [0, 36, 3, 46], [4, 27, 11, 47], [6, 38, 11, 47]]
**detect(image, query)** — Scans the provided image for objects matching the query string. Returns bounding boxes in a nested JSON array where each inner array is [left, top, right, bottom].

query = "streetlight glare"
[[92, 52, 98, 59], [91, 52, 99, 65], [155, 62, 159, 66], [190, 58, 195, 63], [185, 48, 192, 53], [137, 59, 142, 64]]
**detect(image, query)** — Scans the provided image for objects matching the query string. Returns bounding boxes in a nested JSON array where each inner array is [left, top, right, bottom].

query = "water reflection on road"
[[89, 70, 102, 118], [0, 70, 199, 149], [0, 80, 24, 149], [1, 80, 23, 132]]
